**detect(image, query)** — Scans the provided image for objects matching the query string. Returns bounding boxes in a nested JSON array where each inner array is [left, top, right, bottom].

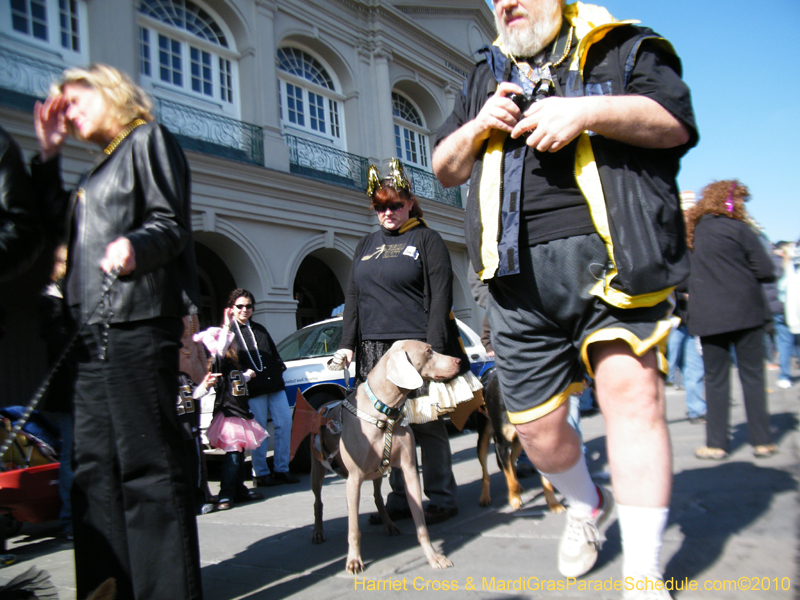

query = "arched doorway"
[[194, 242, 236, 328], [293, 255, 344, 328]]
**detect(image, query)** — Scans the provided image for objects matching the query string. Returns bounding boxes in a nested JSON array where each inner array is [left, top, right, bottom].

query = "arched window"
[[138, 0, 238, 115], [392, 92, 429, 169], [4, 0, 88, 62], [277, 47, 344, 147]]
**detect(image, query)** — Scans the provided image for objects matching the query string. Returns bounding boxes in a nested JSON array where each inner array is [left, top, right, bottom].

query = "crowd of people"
[[0, 1, 798, 599]]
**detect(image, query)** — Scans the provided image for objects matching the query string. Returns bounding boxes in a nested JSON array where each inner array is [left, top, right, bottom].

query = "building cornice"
[[328, 0, 480, 76]]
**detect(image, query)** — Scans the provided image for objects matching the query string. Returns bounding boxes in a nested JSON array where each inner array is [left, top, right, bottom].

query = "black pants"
[[219, 450, 248, 502], [701, 326, 771, 451], [71, 318, 202, 600]]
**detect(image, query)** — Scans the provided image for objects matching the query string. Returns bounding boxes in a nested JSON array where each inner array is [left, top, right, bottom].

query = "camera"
[[509, 92, 534, 113]]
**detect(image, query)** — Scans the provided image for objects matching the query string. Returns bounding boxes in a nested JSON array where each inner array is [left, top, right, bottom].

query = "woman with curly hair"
[[686, 180, 776, 460]]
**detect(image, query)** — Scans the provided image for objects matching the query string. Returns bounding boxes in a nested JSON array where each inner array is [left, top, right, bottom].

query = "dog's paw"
[[345, 557, 364, 574], [311, 529, 325, 544], [508, 495, 523, 510], [384, 523, 400, 536], [547, 501, 566, 514], [428, 553, 453, 570], [478, 493, 492, 507]]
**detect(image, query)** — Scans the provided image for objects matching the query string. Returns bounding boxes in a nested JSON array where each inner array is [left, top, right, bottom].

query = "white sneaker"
[[558, 485, 615, 577], [777, 379, 792, 390], [622, 574, 673, 599]]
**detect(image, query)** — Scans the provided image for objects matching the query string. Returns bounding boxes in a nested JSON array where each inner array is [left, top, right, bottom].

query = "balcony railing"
[[153, 98, 263, 166], [0, 48, 264, 166], [0, 47, 63, 111], [285, 134, 369, 192], [284, 134, 463, 207], [403, 163, 462, 208]]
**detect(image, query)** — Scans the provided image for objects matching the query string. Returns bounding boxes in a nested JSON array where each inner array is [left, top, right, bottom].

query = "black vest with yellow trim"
[[466, 3, 695, 309]]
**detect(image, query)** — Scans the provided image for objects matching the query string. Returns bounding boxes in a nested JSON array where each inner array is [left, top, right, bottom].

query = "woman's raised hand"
[[34, 94, 69, 161]]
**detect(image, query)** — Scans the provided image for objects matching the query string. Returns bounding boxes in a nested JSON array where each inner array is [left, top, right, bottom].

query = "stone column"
[[372, 45, 397, 163], [253, 0, 290, 171], [87, 0, 137, 78]]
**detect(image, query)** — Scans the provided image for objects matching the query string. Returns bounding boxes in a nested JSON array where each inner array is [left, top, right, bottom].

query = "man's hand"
[[471, 82, 526, 141], [511, 95, 690, 151], [100, 237, 136, 276], [512, 96, 588, 152], [432, 82, 525, 187]]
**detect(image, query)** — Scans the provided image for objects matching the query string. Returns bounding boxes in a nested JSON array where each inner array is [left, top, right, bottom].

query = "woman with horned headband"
[[332, 159, 482, 525], [686, 180, 776, 460]]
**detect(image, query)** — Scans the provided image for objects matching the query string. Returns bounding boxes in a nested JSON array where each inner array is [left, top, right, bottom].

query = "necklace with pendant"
[[234, 319, 264, 372], [509, 26, 574, 94]]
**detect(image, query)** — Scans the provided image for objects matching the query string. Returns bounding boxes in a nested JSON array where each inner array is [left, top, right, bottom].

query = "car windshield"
[[277, 321, 343, 360]]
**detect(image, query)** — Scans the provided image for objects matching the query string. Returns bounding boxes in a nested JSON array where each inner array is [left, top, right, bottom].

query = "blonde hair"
[[52, 64, 154, 139]]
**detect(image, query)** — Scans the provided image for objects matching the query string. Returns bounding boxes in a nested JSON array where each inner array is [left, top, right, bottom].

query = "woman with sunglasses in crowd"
[[225, 289, 297, 487]]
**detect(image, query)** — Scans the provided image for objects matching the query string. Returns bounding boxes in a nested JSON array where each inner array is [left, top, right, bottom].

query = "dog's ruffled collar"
[[364, 379, 405, 419]]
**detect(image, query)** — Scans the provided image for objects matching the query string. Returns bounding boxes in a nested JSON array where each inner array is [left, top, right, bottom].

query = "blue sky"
[[482, 0, 800, 243]]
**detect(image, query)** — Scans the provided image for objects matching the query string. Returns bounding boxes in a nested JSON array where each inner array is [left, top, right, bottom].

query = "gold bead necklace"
[[103, 119, 148, 155], [180, 317, 195, 356]]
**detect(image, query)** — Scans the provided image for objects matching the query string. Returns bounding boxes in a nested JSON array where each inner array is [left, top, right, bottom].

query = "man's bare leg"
[[591, 340, 671, 507], [592, 340, 672, 591]]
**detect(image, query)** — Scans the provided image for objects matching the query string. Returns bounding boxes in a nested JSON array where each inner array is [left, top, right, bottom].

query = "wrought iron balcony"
[[153, 98, 263, 166], [284, 134, 369, 192], [0, 47, 63, 111], [403, 163, 462, 208]]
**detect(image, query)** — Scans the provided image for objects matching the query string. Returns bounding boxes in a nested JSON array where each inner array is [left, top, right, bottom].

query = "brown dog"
[[309, 340, 458, 573], [477, 372, 564, 513]]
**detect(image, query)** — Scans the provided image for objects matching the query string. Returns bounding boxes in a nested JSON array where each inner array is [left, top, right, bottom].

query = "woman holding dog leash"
[[32, 64, 202, 599], [334, 159, 482, 525]]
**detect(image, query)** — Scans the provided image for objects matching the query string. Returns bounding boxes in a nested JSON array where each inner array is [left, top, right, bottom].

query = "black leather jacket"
[[0, 125, 43, 282], [32, 121, 199, 324]]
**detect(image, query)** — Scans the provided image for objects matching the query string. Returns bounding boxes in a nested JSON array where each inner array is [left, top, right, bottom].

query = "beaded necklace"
[[180, 317, 195, 356], [103, 119, 147, 155], [233, 318, 264, 372], [508, 26, 574, 96]]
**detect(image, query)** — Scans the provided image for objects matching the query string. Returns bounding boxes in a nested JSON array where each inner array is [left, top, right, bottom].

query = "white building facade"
[[0, 0, 494, 397]]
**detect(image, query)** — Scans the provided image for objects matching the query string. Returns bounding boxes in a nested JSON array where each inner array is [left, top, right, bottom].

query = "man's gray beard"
[[495, 12, 561, 58]]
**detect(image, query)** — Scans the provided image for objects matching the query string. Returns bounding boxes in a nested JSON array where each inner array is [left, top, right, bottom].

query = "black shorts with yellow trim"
[[487, 234, 673, 425]]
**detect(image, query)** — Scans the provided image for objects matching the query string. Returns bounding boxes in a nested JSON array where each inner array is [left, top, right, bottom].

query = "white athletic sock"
[[618, 503, 669, 579], [540, 457, 599, 518]]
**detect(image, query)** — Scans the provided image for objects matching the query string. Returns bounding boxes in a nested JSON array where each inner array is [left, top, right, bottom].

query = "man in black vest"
[[434, 0, 697, 594]]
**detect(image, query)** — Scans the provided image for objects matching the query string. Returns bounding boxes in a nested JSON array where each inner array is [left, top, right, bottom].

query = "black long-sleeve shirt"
[[341, 221, 453, 353]]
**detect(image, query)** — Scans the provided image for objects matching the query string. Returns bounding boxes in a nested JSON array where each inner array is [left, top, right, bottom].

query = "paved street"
[[2, 366, 798, 599]]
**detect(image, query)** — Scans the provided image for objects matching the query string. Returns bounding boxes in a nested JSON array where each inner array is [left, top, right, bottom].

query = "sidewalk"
[[2, 367, 798, 599]]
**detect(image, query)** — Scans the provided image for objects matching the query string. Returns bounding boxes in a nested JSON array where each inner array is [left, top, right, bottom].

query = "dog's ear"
[[386, 350, 424, 390]]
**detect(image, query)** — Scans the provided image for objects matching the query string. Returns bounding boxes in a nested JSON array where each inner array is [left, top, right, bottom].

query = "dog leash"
[[342, 384, 406, 475], [0, 268, 120, 470]]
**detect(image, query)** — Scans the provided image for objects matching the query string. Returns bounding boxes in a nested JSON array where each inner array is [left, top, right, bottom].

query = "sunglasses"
[[374, 202, 406, 213], [234, 304, 253, 310]]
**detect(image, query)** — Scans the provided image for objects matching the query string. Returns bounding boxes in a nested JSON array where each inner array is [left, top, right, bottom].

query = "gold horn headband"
[[366, 158, 411, 198]]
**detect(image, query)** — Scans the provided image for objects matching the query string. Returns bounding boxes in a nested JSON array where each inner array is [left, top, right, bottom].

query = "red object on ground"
[[289, 390, 330, 460], [0, 463, 61, 523]]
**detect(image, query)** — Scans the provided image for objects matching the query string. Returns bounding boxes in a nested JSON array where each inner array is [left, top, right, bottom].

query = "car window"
[[277, 321, 343, 360], [457, 325, 473, 351]]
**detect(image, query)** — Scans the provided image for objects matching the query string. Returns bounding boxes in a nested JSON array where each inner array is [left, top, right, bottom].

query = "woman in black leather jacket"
[[32, 64, 202, 600]]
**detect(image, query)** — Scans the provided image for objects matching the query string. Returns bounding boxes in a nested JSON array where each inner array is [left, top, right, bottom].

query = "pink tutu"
[[206, 413, 268, 452]]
